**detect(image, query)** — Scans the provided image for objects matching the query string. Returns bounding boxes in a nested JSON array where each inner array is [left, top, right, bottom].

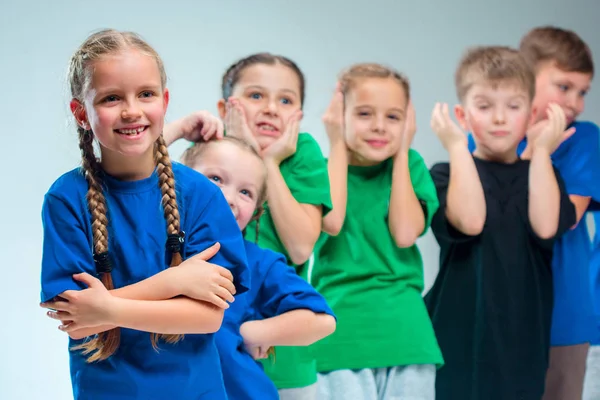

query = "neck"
[[99, 145, 156, 181], [348, 150, 381, 167], [473, 148, 519, 164]]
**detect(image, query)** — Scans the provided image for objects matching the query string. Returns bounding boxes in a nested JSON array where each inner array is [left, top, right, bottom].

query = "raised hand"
[[224, 97, 260, 151], [530, 103, 576, 154], [430, 103, 467, 151], [399, 100, 417, 152], [322, 83, 345, 145], [261, 110, 303, 165]]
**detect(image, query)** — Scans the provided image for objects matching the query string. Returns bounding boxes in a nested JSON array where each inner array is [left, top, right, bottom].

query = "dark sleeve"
[[255, 250, 334, 319], [40, 194, 95, 303], [429, 162, 480, 244], [530, 166, 576, 250], [185, 189, 250, 295]]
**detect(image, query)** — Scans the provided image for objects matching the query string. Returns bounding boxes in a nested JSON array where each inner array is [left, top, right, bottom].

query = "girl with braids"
[[39, 29, 250, 400], [180, 136, 336, 400], [310, 64, 443, 399], [164, 53, 334, 399]]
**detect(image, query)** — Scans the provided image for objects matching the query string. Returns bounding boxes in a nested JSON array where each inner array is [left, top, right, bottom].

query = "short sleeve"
[[40, 194, 95, 303], [554, 122, 600, 207], [429, 162, 479, 244], [281, 133, 332, 216], [254, 249, 334, 319], [408, 150, 440, 236], [530, 166, 576, 250], [184, 189, 250, 295]]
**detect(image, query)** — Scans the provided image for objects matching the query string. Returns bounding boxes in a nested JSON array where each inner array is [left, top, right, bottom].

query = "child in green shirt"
[[164, 53, 333, 400], [311, 63, 443, 400]]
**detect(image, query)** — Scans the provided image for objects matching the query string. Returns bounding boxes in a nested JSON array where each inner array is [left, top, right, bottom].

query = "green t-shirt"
[[310, 150, 444, 372], [246, 132, 332, 389]]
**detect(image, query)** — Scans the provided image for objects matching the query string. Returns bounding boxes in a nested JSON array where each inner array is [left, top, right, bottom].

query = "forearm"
[[388, 151, 425, 247], [322, 140, 348, 236], [162, 120, 184, 147], [244, 310, 336, 347], [109, 297, 224, 334], [446, 145, 486, 235], [264, 160, 322, 264], [529, 148, 560, 238], [110, 267, 180, 301]]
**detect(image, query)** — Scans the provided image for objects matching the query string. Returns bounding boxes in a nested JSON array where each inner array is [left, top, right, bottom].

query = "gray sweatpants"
[[317, 364, 436, 400], [278, 383, 318, 400], [583, 345, 600, 400]]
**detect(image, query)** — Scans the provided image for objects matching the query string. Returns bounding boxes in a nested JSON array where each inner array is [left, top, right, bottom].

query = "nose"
[[263, 98, 279, 116], [222, 187, 237, 216], [493, 107, 506, 124], [121, 100, 143, 120], [371, 114, 385, 134]]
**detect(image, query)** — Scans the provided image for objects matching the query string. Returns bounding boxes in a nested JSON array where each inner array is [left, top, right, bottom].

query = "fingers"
[[215, 285, 235, 304], [208, 294, 230, 309], [58, 321, 79, 333], [218, 275, 236, 296], [562, 127, 576, 143], [194, 242, 221, 261], [46, 310, 72, 321], [72, 272, 101, 288], [40, 299, 71, 312], [430, 103, 443, 132], [218, 266, 234, 282]]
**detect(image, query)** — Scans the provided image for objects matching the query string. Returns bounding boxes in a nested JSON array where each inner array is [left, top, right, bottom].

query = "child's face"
[[343, 78, 408, 166], [457, 82, 532, 162], [192, 142, 266, 231], [222, 63, 302, 150], [532, 62, 592, 126], [72, 50, 169, 160]]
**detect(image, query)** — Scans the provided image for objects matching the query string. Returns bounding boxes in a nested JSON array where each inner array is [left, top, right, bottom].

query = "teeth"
[[259, 124, 275, 131], [117, 126, 145, 135]]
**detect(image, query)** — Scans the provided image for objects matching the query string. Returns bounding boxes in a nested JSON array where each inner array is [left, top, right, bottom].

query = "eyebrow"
[[354, 104, 405, 115], [245, 85, 299, 97]]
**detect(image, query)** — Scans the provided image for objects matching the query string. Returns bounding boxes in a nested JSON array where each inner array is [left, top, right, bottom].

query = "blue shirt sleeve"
[[254, 248, 334, 319], [554, 122, 600, 205], [40, 193, 95, 303], [184, 189, 250, 295]]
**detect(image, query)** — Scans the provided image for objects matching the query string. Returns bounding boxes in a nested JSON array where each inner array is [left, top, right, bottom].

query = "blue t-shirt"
[[468, 121, 600, 345], [590, 212, 600, 345], [215, 240, 334, 400], [40, 162, 250, 400]]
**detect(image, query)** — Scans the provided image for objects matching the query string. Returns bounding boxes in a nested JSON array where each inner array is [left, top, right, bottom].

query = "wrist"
[[106, 296, 125, 326], [447, 141, 469, 157], [531, 145, 551, 158], [240, 320, 267, 347], [264, 157, 282, 169]]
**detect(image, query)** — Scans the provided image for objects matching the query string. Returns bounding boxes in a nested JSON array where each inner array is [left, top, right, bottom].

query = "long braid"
[[71, 127, 121, 362], [151, 135, 184, 348]]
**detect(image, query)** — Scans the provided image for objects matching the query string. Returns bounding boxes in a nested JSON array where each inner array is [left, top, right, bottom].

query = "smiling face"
[[343, 77, 408, 166], [190, 140, 267, 231], [70, 49, 169, 172]]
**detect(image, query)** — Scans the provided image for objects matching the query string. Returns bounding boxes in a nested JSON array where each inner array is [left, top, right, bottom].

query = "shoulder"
[[572, 120, 599, 135], [45, 167, 89, 204], [293, 133, 326, 161], [563, 120, 600, 147], [172, 162, 221, 203], [243, 240, 287, 273]]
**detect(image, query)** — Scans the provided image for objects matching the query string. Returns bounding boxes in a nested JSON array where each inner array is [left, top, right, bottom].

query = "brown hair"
[[181, 137, 268, 240], [520, 26, 594, 76], [338, 63, 410, 103], [221, 52, 306, 107], [68, 29, 183, 362], [455, 46, 536, 102]]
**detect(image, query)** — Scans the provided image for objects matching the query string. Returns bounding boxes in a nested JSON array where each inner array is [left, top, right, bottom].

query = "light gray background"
[[1, 0, 598, 398]]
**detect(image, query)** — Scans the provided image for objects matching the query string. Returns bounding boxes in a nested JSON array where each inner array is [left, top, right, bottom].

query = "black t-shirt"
[[425, 157, 575, 400]]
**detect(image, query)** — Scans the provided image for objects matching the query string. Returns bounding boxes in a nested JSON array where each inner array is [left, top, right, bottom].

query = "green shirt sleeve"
[[279, 133, 333, 216], [408, 149, 439, 236]]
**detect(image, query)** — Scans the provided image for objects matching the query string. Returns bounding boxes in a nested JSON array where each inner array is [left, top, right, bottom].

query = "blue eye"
[[280, 98, 291, 105], [241, 189, 250, 196], [250, 93, 262, 100], [140, 91, 154, 98], [558, 84, 569, 92], [103, 95, 119, 103], [209, 175, 221, 183]]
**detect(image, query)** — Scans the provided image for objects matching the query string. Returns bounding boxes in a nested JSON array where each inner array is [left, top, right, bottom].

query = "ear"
[[528, 105, 539, 127], [162, 88, 170, 113], [217, 99, 227, 119], [70, 99, 89, 129], [454, 104, 469, 131]]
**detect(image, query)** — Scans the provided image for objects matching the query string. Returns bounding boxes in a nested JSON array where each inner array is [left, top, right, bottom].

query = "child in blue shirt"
[[180, 136, 336, 400], [40, 29, 249, 400]]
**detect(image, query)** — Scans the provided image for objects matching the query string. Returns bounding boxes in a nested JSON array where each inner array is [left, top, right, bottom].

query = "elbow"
[[390, 225, 421, 248], [323, 212, 345, 237], [534, 224, 558, 240], [288, 239, 318, 265], [304, 314, 337, 346], [204, 306, 225, 333], [460, 220, 485, 236]]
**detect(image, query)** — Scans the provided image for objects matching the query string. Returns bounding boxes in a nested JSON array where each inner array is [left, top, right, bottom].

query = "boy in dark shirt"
[[425, 46, 576, 400]]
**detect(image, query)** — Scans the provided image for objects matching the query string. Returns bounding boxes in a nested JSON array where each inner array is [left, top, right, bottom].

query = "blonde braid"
[[71, 127, 121, 362], [150, 135, 185, 347]]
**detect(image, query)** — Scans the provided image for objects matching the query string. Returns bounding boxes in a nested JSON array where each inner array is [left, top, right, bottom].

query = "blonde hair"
[[338, 63, 410, 102], [68, 29, 183, 362], [181, 137, 268, 239], [455, 46, 536, 102]]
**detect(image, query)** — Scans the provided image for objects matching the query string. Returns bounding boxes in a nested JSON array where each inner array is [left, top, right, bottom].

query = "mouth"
[[114, 125, 148, 137], [489, 130, 510, 137], [256, 122, 280, 137], [365, 139, 389, 148]]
